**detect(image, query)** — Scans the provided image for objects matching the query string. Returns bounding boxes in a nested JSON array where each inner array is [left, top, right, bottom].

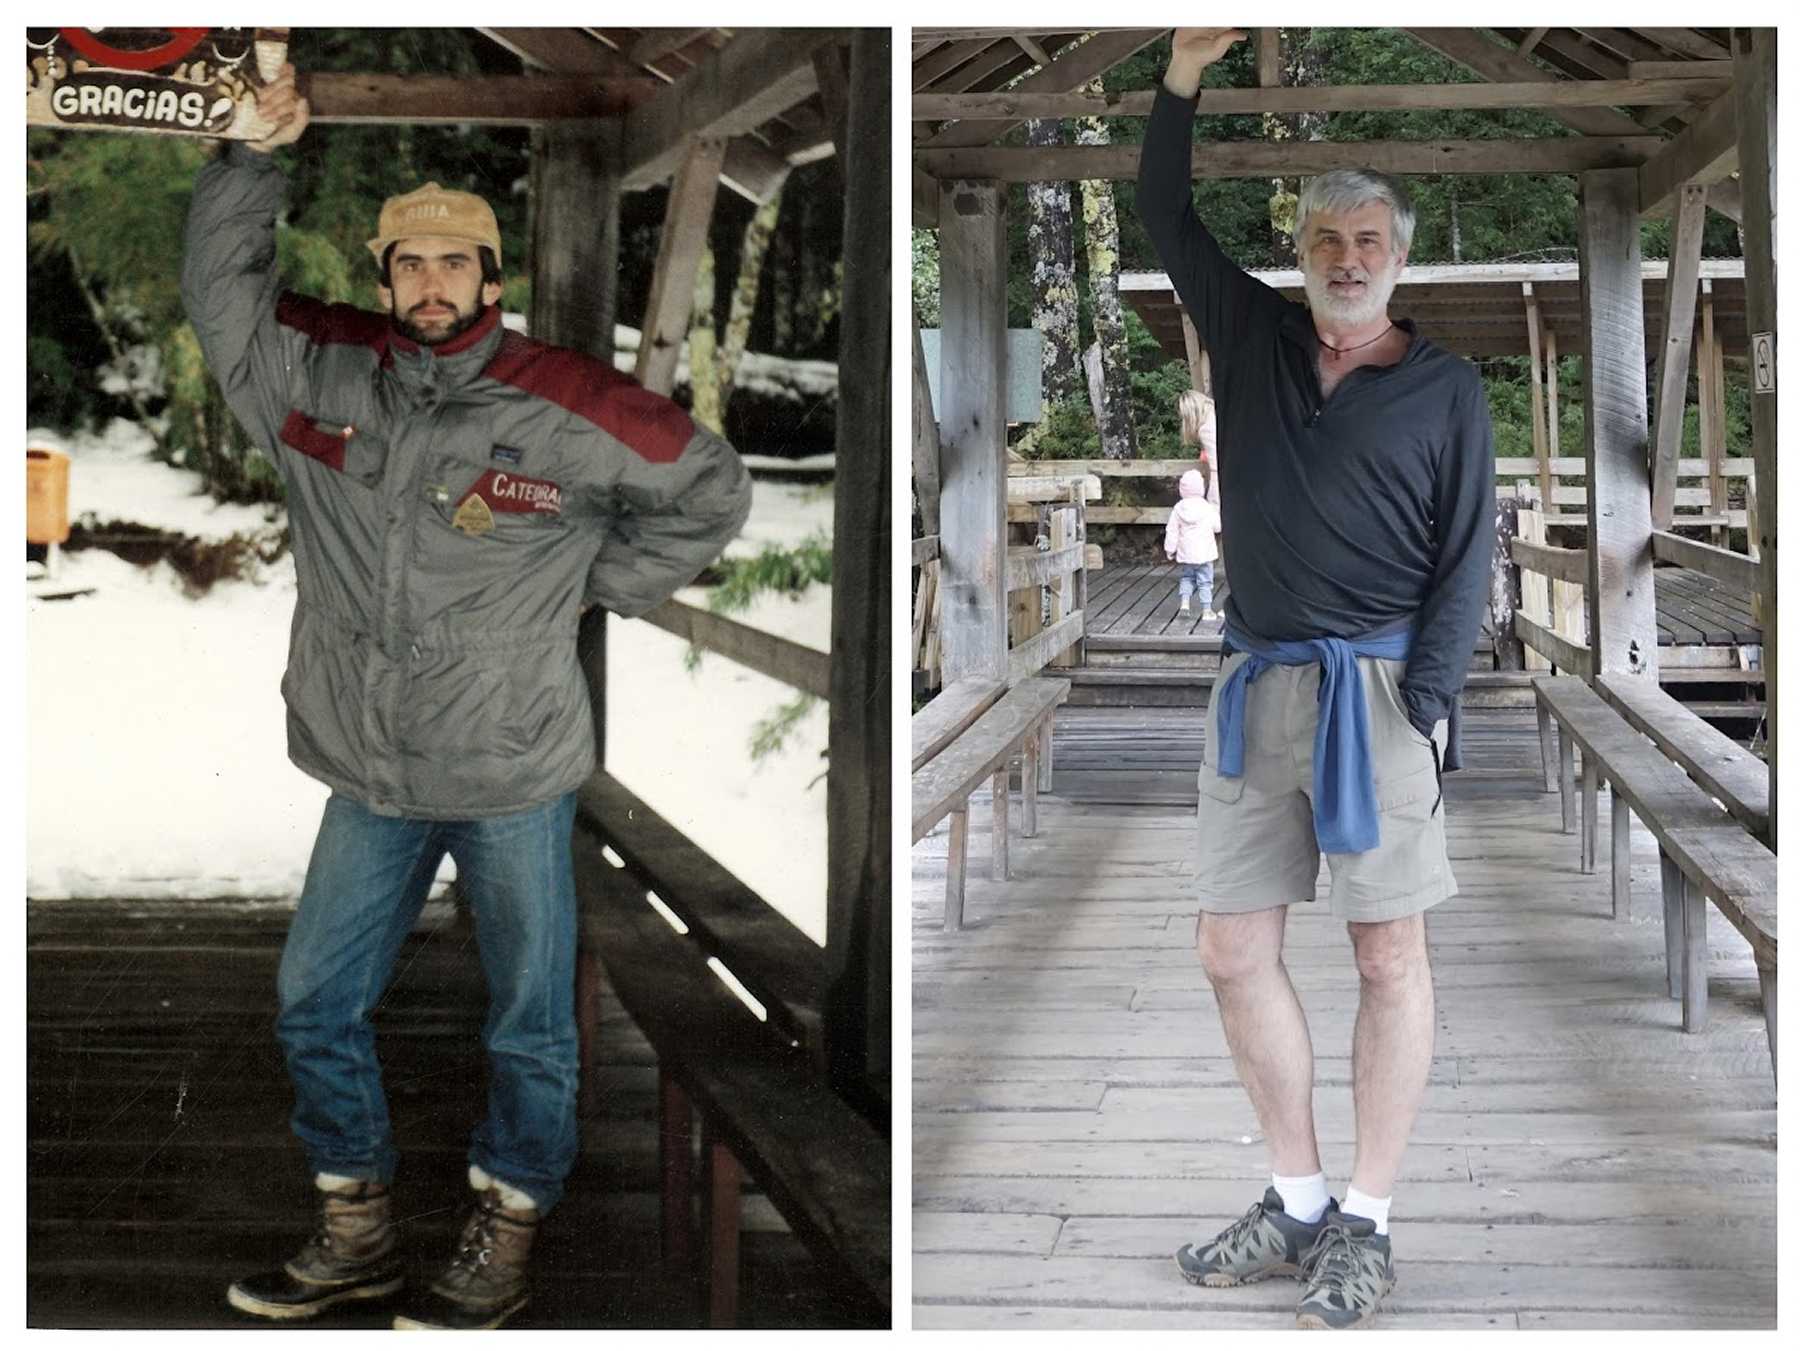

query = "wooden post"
[[937, 179, 1009, 685], [1580, 757, 1598, 873], [824, 26, 890, 1117], [1578, 167, 1658, 678], [1733, 25, 1776, 843], [1681, 879, 1709, 1032], [1523, 282, 1554, 512], [1699, 281, 1727, 544], [1558, 727, 1576, 834], [702, 1127, 741, 1328], [658, 1070, 694, 1276], [945, 808, 969, 930], [1544, 326, 1562, 483], [912, 321, 942, 537], [1650, 182, 1708, 529], [531, 122, 622, 769], [1518, 488, 1551, 673], [990, 766, 1009, 880], [1660, 850, 1684, 999], [1611, 792, 1631, 922], [635, 137, 728, 396]]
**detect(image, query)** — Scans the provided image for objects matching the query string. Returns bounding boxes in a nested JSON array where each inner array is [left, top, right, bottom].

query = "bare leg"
[[1197, 906, 1320, 1177], [1346, 914, 1435, 1198]]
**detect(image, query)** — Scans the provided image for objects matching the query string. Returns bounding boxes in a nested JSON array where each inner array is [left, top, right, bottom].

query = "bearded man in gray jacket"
[[182, 67, 750, 1330]]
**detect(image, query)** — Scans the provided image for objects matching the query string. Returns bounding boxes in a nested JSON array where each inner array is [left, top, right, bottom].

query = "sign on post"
[[1751, 332, 1775, 394], [26, 28, 289, 141]]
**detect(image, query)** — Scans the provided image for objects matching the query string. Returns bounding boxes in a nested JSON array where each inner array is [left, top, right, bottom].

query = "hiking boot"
[[1174, 1187, 1333, 1287], [227, 1178, 403, 1320], [391, 1174, 539, 1330], [1295, 1210, 1395, 1329]]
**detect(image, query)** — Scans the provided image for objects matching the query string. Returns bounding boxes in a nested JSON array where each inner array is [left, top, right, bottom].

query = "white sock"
[[1341, 1186, 1391, 1235], [1272, 1170, 1331, 1224], [314, 1172, 365, 1195], [469, 1164, 538, 1213]]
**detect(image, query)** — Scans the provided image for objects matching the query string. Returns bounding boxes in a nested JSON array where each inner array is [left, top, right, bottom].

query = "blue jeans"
[[276, 791, 580, 1214], [1180, 561, 1215, 610]]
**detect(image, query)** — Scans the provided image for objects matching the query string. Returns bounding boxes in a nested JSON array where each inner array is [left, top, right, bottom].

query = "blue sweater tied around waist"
[[1212, 616, 1421, 855]]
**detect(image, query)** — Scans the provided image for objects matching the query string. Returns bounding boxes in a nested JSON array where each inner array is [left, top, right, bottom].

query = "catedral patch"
[[456, 470, 564, 519]]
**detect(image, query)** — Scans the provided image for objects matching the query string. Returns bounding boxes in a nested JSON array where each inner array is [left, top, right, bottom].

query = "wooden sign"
[[26, 28, 289, 140]]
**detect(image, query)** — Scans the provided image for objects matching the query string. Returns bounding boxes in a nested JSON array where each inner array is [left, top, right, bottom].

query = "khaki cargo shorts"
[[1194, 652, 1456, 922]]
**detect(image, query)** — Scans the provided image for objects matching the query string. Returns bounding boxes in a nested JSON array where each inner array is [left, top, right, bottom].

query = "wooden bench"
[[570, 773, 889, 1327], [911, 676, 1070, 929], [1533, 676, 1776, 1074]]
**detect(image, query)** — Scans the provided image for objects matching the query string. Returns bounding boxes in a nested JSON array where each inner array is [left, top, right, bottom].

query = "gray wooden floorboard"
[[910, 706, 1776, 1329]]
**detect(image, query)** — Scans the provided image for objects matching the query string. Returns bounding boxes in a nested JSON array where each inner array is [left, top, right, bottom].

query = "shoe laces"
[[451, 1195, 504, 1274], [1303, 1218, 1363, 1282], [1214, 1198, 1270, 1252]]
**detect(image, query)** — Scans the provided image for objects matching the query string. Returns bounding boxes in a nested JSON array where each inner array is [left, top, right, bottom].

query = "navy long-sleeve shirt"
[[1137, 86, 1496, 738]]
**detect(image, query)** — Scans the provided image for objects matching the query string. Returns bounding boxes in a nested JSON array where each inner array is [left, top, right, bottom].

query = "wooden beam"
[[718, 138, 792, 207], [640, 600, 832, 699], [1403, 28, 1649, 138], [1518, 27, 1549, 56], [1732, 25, 1776, 841], [1514, 612, 1594, 679], [1578, 166, 1659, 678], [910, 77, 1729, 121], [1256, 29, 1281, 87], [1179, 313, 1206, 393], [479, 27, 641, 77], [1511, 538, 1589, 587], [303, 72, 654, 124], [919, 29, 1164, 149], [622, 29, 841, 189], [812, 43, 852, 157], [1650, 183, 1708, 527], [823, 28, 890, 1113], [915, 135, 1664, 181], [936, 180, 1009, 686], [1637, 90, 1739, 215], [630, 29, 715, 67], [1628, 59, 1735, 81], [913, 37, 997, 91], [1640, 29, 1734, 61], [1522, 282, 1553, 511], [1012, 35, 1053, 68], [1649, 531, 1761, 595], [634, 138, 727, 396]]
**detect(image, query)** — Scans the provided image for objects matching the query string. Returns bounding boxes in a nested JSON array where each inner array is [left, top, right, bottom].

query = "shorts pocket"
[[1198, 765, 1247, 803]]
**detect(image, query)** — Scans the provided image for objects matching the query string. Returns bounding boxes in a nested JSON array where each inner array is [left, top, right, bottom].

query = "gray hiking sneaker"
[[226, 1179, 403, 1320], [1174, 1187, 1333, 1287], [1295, 1210, 1395, 1329]]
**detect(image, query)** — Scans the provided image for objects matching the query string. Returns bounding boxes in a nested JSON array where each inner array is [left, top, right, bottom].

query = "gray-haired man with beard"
[[1137, 28, 1495, 1330]]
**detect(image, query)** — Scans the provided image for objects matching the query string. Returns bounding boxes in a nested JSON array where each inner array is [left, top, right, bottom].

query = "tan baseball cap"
[[366, 182, 502, 268]]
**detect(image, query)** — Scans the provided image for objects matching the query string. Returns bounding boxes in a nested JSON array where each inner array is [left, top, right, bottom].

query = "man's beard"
[[1301, 256, 1400, 331], [392, 298, 486, 346]]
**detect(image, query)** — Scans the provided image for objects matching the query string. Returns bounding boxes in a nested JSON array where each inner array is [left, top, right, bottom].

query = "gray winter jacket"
[[181, 144, 751, 819]]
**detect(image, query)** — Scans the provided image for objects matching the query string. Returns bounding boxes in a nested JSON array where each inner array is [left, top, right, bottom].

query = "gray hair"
[[1295, 169, 1416, 257]]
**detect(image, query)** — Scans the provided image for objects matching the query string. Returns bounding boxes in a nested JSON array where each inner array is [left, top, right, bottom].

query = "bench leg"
[[1558, 728, 1576, 835], [1680, 879, 1708, 1033], [1022, 733, 1040, 839], [945, 807, 968, 931], [702, 1124, 741, 1328], [1757, 961, 1777, 1081], [1038, 709, 1056, 793], [990, 766, 1010, 881], [1660, 850, 1684, 1000], [576, 948, 605, 1117], [1580, 758, 1598, 874], [1610, 792, 1631, 922], [1536, 702, 1556, 792], [658, 1069, 695, 1277]]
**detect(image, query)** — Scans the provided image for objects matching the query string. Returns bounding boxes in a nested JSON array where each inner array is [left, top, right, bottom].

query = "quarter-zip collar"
[[384, 305, 505, 403]]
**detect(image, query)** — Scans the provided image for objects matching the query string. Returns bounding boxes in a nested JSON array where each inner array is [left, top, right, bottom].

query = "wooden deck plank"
[[911, 705, 1776, 1328]]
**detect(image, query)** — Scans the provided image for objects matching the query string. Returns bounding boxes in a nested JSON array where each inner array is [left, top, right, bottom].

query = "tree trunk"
[[1076, 85, 1138, 461], [717, 181, 787, 411], [1026, 118, 1081, 406], [687, 244, 721, 433], [1264, 31, 1327, 265]]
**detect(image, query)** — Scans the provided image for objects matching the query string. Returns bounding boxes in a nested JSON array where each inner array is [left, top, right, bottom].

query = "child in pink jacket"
[[1164, 467, 1222, 619]]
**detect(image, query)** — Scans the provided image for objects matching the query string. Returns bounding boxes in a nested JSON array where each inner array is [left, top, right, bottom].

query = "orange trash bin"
[[26, 447, 71, 546]]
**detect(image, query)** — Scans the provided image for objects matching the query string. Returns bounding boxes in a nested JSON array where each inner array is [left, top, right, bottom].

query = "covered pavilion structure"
[[910, 26, 1775, 1329]]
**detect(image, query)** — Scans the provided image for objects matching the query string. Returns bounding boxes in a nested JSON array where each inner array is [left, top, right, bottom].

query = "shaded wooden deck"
[[26, 901, 870, 1329], [911, 707, 1776, 1330], [1084, 562, 1763, 651]]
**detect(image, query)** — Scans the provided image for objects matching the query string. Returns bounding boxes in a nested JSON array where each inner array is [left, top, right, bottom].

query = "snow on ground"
[[26, 422, 834, 944]]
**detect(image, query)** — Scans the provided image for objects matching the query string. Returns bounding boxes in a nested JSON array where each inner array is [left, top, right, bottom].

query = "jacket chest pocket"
[[425, 460, 569, 541], [280, 411, 387, 488]]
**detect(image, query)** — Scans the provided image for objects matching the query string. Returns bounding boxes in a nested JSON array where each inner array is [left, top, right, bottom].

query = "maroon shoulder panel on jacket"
[[484, 330, 694, 465], [275, 292, 392, 352]]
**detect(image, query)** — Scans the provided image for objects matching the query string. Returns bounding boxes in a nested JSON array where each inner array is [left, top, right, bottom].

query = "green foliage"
[[707, 535, 833, 615], [912, 229, 941, 326], [748, 694, 820, 763]]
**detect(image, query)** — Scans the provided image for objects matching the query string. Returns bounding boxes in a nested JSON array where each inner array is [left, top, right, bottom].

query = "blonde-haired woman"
[[1178, 388, 1220, 504]]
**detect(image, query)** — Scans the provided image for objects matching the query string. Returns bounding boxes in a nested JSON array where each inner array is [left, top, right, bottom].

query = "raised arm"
[[1136, 30, 1275, 359]]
